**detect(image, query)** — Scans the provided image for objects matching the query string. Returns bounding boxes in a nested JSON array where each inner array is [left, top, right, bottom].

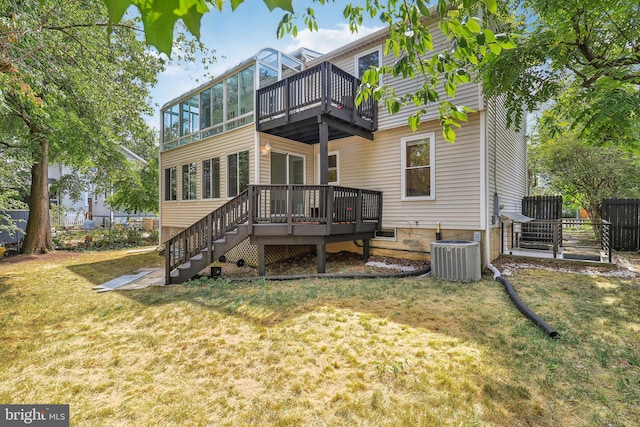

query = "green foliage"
[[483, 0, 640, 134], [108, 156, 160, 214], [530, 127, 640, 219], [0, 0, 174, 252]]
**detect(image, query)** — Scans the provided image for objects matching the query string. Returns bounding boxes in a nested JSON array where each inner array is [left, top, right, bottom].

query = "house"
[[159, 23, 527, 283], [49, 146, 154, 228]]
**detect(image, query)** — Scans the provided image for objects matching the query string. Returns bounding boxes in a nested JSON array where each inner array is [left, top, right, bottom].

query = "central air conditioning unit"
[[430, 240, 481, 282]]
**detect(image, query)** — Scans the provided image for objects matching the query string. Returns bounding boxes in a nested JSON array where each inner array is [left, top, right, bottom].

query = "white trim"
[[480, 110, 487, 231], [316, 151, 340, 185], [354, 45, 383, 79], [400, 132, 436, 201], [254, 130, 260, 184]]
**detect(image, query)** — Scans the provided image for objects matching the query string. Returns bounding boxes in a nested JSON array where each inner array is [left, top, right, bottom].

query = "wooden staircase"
[[165, 191, 249, 284]]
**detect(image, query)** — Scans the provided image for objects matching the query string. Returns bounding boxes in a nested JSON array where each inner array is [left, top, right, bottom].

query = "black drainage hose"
[[224, 265, 432, 282], [488, 264, 560, 340]]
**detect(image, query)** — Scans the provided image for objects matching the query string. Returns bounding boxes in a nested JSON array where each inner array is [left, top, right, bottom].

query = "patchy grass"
[[0, 250, 639, 426]]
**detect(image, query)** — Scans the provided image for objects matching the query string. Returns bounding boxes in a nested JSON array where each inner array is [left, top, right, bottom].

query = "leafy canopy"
[[483, 0, 640, 132]]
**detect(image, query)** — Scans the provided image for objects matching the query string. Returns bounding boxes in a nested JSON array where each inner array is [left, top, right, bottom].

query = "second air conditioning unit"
[[430, 240, 481, 282]]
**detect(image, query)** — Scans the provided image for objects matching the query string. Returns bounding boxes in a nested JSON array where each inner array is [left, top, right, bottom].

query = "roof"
[[500, 212, 535, 223]]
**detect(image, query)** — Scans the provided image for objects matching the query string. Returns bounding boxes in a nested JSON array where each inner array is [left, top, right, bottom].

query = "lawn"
[[1, 249, 639, 426]]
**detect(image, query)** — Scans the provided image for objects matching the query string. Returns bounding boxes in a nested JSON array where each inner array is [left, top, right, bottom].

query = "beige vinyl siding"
[[315, 113, 483, 230], [258, 134, 315, 184], [486, 97, 528, 223], [326, 24, 482, 131], [160, 125, 255, 231]]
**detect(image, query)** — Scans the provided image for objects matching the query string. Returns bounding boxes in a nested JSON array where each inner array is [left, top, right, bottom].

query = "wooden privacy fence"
[[602, 199, 640, 251], [521, 195, 563, 245]]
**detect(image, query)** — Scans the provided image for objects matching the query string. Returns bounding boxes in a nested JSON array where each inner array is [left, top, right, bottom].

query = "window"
[[182, 163, 197, 200], [211, 82, 224, 126], [161, 66, 255, 149], [200, 88, 211, 130], [401, 133, 435, 199], [180, 94, 200, 136], [318, 152, 339, 185], [202, 157, 220, 199], [375, 228, 397, 241], [227, 151, 249, 197], [226, 74, 238, 121], [355, 47, 382, 79], [259, 64, 278, 88], [239, 66, 254, 116], [164, 167, 177, 201], [162, 104, 180, 143]]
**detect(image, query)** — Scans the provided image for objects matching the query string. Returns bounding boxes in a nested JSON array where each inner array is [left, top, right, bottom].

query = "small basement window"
[[375, 228, 396, 241]]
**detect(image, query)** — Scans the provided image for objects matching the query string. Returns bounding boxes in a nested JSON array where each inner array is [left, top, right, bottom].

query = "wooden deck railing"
[[248, 185, 382, 234], [166, 185, 382, 278], [256, 61, 377, 128], [165, 190, 249, 279]]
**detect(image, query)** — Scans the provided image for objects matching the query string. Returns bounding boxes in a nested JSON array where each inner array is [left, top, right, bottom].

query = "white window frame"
[[401, 132, 436, 200], [164, 166, 177, 201], [201, 157, 221, 200], [354, 46, 382, 80], [227, 150, 250, 199], [317, 151, 339, 185], [181, 162, 197, 201]]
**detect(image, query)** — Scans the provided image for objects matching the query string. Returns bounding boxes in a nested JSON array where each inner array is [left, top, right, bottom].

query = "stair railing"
[[165, 190, 249, 282]]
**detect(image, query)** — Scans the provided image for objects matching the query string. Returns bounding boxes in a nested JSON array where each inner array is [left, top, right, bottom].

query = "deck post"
[[363, 239, 370, 261], [287, 185, 293, 234], [165, 238, 171, 285], [207, 214, 213, 264], [317, 243, 326, 274], [553, 219, 559, 259], [258, 244, 266, 276], [355, 189, 362, 233], [319, 119, 329, 185]]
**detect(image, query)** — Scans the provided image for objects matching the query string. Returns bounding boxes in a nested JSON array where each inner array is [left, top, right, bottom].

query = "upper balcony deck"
[[256, 61, 378, 144]]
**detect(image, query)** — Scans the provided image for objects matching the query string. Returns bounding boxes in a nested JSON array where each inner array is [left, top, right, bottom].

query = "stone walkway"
[[94, 267, 165, 292]]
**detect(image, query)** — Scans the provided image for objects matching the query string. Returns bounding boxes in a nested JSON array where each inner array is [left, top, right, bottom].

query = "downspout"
[[487, 263, 560, 339]]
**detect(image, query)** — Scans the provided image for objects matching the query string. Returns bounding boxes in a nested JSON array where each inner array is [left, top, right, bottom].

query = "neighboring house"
[[49, 146, 154, 228], [159, 23, 527, 283]]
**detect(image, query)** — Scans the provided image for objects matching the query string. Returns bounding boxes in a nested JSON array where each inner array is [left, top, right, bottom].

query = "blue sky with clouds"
[[148, 1, 382, 130]]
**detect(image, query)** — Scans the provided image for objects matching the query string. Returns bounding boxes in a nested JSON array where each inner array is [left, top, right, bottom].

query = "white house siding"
[[315, 113, 483, 231], [320, 23, 482, 132], [486, 97, 528, 224], [160, 124, 255, 240], [257, 134, 316, 185]]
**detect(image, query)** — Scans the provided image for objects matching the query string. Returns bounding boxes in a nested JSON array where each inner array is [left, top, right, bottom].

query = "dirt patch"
[[492, 253, 640, 278], [0, 251, 80, 265], [211, 251, 429, 278]]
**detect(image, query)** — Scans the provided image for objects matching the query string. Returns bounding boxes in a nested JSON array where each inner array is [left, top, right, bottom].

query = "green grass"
[[1, 249, 639, 426]]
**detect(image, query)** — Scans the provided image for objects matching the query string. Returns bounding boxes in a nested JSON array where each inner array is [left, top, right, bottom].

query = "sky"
[[148, 0, 383, 130]]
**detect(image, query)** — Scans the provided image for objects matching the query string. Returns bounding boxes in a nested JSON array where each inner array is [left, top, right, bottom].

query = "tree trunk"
[[22, 137, 54, 254]]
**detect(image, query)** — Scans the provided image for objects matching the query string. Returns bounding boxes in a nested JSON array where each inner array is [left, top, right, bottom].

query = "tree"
[[0, 0, 165, 253], [482, 0, 640, 135], [108, 156, 160, 215], [104, 0, 514, 141], [530, 126, 640, 221]]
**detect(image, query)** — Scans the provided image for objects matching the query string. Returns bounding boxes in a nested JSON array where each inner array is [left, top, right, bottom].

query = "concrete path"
[[94, 268, 165, 292]]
